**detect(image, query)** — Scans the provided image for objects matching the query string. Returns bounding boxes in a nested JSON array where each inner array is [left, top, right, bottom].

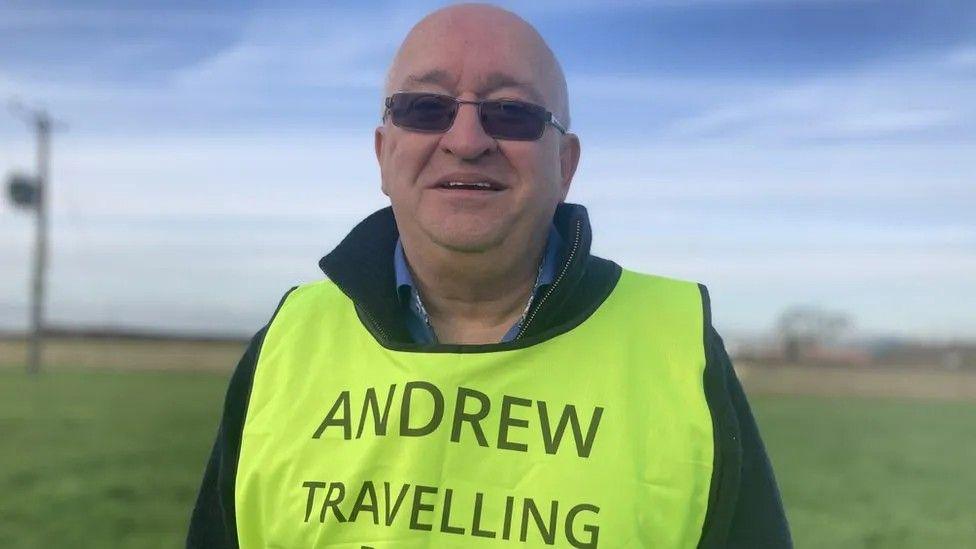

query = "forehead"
[[390, 20, 554, 104], [400, 68, 545, 104]]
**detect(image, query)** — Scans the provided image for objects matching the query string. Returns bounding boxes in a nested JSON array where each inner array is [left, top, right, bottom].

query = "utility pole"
[[6, 103, 56, 375], [28, 112, 51, 375]]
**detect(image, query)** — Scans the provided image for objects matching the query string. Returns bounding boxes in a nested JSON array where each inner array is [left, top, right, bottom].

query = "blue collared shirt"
[[394, 225, 563, 344]]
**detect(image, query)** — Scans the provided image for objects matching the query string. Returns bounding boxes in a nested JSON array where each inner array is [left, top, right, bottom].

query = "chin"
[[434, 236, 498, 253], [425, 217, 508, 253]]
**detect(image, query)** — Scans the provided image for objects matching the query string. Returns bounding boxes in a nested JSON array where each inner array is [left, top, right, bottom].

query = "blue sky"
[[0, 0, 974, 341]]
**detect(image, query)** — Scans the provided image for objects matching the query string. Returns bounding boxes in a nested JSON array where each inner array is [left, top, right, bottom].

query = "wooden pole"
[[26, 112, 50, 376]]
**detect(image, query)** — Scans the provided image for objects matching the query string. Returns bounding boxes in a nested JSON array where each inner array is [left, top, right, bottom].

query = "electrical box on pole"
[[6, 173, 39, 208]]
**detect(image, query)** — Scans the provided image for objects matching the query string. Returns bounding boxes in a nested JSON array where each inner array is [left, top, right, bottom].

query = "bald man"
[[187, 4, 791, 548]]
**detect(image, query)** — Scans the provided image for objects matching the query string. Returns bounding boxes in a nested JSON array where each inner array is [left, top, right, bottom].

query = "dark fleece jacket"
[[186, 203, 792, 548]]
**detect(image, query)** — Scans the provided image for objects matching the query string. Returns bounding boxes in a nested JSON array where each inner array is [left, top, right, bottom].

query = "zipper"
[[332, 279, 390, 343], [516, 219, 583, 339]]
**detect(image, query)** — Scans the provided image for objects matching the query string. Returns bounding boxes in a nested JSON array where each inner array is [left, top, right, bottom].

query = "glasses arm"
[[548, 113, 568, 134]]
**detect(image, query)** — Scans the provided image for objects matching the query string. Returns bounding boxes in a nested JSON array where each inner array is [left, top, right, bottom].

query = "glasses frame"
[[383, 92, 568, 141]]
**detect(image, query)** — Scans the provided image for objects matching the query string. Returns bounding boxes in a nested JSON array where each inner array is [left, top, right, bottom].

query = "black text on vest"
[[311, 381, 605, 458]]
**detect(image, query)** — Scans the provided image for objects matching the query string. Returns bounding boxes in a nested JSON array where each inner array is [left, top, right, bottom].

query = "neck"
[[401, 229, 548, 345]]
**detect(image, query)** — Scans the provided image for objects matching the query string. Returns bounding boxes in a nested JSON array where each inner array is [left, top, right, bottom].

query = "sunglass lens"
[[481, 100, 546, 140], [390, 93, 456, 132]]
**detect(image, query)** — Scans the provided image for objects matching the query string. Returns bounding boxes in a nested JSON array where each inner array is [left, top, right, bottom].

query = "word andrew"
[[304, 381, 606, 547]]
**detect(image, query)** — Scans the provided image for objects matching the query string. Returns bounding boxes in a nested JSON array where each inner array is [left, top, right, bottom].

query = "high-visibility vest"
[[235, 269, 714, 548]]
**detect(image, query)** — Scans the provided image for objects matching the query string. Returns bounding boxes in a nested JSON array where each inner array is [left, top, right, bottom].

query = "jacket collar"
[[318, 202, 617, 349]]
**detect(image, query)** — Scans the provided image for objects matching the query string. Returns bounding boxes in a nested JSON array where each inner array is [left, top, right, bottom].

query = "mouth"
[[436, 180, 505, 192], [431, 174, 508, 193]]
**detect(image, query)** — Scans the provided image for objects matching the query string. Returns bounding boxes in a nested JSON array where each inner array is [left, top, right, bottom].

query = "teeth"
[[446, 181, 492, 188]]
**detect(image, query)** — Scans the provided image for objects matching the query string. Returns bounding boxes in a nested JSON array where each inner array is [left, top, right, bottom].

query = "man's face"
[[375, 14, 579, 254]]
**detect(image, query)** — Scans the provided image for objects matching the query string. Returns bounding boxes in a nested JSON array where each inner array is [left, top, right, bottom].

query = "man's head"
[[375, 3, 580, 255]]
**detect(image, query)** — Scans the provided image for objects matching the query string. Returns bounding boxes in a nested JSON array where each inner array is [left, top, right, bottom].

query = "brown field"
[[0, 335, 247, 372], [2, 335, 975, 401], [736, 362, 976, 401]]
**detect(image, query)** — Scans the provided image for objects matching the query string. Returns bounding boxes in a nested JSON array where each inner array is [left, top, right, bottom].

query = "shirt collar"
[[394, 223, 563, 304], [393, 238, 413, 303]]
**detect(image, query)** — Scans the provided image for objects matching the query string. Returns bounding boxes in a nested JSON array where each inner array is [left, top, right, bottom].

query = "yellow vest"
[[235, 269, 714, 548]]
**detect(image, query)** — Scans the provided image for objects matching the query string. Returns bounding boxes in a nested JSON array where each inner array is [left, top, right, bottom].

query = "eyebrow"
[[401, 69, 546, 105]]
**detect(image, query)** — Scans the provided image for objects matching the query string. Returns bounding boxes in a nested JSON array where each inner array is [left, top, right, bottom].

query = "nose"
[[439, 101, 497, 161]]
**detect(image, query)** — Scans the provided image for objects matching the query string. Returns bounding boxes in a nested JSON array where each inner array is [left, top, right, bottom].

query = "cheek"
[[386, 136, 437, 191], [504, 144, 562, 197]]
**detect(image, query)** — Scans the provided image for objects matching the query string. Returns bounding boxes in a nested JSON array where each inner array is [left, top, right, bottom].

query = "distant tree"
[[776, 306, 852, 363]]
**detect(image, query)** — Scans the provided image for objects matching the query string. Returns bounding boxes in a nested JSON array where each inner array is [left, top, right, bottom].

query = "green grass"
[[756, 396, 976, 548], [1, 368, 974, 548], [0, 368, 228, 549]]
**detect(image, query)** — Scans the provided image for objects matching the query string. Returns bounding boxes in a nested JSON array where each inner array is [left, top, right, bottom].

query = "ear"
[[558, 132, 581, 201], [375, 125, 385, 164], [375, 125, 390, 197]]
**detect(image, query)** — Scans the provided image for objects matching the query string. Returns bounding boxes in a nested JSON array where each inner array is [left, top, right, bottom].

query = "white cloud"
[[515, 0, 877, 13], [945, 46, 976, 70], [0, 133, 385, 218], [0, 6, 412, 136], [821, 109, 957, 136], [565, 47, 976, 144], [663, 61, 973, 141], [170, 17, 394, 91], [0, 7, 241, 31]]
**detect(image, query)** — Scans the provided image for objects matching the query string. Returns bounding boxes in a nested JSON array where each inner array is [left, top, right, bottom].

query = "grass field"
[[0, 368, 226, 548], [1, 367, 974, 548]]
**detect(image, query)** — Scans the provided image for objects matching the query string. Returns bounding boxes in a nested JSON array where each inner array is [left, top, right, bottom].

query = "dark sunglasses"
[[383, 92, 567, 141]]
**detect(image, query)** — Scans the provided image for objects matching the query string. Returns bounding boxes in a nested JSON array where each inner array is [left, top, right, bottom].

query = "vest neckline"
[[318, 203, 622, 353]]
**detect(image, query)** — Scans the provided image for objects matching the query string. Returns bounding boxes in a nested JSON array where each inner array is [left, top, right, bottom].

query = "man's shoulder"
[[615, 266, 707, 298], [604, 266, 713, 324], [273, 278, 342, 304], [261, 278, 351, 323], [285, 277, 340, 298], [618, 267, 702, 289]]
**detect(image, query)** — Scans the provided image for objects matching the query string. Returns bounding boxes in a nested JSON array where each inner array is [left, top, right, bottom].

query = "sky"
[[0, 0, 974, 341]]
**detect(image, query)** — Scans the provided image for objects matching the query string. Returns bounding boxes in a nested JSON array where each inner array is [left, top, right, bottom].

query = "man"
[[187, 3, 791, 548]]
